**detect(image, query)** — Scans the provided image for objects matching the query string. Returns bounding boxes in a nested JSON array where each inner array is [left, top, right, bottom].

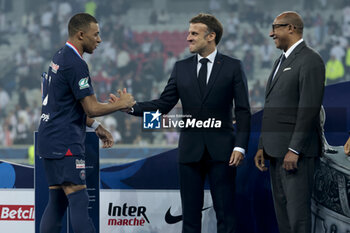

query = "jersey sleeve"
[[69, 60, 95, 100]]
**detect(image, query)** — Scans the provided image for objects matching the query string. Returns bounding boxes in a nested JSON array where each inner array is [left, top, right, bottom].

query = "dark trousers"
[[269, 156, 318, 233], [179, 149, 237, 233]]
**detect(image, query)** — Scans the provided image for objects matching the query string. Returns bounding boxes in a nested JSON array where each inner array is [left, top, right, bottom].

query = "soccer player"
[[37, 13, 135, 233]]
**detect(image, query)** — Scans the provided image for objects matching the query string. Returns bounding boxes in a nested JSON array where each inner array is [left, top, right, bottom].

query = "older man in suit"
[[120, 13, 251, 233], [254, 11, 325, 233]]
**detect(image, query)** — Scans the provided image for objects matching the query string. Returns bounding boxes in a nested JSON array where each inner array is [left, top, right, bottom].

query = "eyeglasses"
[[271, 24, 289, 31]]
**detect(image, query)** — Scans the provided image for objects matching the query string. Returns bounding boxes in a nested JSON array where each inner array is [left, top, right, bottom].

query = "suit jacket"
[[132, 52, 251, 163], [259, 41, 325, 157]]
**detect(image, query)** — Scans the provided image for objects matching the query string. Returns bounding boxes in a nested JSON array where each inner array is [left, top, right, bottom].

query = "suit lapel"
[[265, 58, 280, 96], [202, 53, 223, 101], [266, 41, 306, 98]]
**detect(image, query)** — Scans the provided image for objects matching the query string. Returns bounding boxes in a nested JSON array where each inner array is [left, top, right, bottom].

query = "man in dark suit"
[[254, 11, 325, 233], [125, 13, 250, 233]]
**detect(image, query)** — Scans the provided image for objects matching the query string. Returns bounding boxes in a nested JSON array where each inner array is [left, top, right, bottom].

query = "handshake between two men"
[[107, 88, 135, 112]]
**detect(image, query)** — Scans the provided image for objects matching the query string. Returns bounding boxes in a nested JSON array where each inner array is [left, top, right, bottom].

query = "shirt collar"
[[65, 41, 83, 59], [197, 49, 217, 64], [284, 38, 303, 58]]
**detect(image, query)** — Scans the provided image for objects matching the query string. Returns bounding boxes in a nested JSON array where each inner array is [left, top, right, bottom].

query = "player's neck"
[[67, 39, 84, 56]]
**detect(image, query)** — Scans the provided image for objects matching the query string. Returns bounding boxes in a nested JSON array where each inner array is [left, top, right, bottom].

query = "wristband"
[[91, 120, 101, 130]]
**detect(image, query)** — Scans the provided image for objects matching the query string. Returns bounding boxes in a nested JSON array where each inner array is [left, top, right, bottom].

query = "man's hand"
[[95, 125, 114, 148], [108, 93, 119, 103], [108, 88, 127, 103], [254, 149, 268, 171], [283, 150, 299, 171], [117, 89, 135, 109], [109, 88, 134, 112], [344, 137, 350, 155], [229, 150, 244, 167], [109, 93, 132, 112]]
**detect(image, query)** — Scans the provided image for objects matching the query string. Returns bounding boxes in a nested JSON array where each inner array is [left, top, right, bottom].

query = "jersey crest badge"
[[79, 77, 90, 90]]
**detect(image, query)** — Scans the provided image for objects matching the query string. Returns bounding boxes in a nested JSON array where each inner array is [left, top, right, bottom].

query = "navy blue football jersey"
[[38, 42, 94, 158]]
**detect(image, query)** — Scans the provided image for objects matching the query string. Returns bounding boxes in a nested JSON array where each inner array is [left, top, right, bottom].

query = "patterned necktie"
[[198, 58, 209, 95]]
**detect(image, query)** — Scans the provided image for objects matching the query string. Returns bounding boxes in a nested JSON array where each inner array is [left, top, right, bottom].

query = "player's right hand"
[[108, 88, 126, 103], [109, 93, 119, 103], [117, 89, 135, 109]]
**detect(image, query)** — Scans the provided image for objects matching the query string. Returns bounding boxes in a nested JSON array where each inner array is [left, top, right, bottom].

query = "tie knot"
[[199, 58, 209, 65]]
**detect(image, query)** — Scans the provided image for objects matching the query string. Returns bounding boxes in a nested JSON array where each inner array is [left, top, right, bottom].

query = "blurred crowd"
[[0, 0, 350, 146]]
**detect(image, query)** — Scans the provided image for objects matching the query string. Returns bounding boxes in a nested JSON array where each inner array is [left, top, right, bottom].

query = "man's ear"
[[288, 24, 295, 33], [77, 31, 84, 40], [207, 31, 216, 42]]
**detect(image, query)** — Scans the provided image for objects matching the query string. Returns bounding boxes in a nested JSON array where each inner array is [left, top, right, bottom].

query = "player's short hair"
[[68, 13, 98, 37], [189, 13, 223, 45]]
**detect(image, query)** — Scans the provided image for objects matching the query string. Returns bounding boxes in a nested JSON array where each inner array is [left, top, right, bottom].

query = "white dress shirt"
[[197, 49, 217, 84]]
